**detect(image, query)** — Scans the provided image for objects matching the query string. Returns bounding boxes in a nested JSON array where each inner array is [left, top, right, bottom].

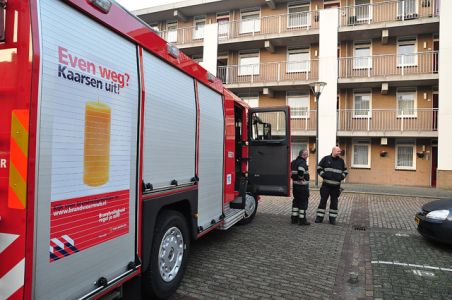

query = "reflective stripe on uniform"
[[298, 166, 305, 172], [324, 167, 343, 174], [317, 212, 325, 217], [293, 181, 308, 185], [291, 170, 298, 174], [323, 179, 340, 185]]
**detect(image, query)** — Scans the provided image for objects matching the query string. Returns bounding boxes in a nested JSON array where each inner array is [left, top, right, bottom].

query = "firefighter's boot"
[[291, 207, 299, 224], [314, 216, 323, 223], [299, 218, 311, 226], [329, 218, 336, 225]]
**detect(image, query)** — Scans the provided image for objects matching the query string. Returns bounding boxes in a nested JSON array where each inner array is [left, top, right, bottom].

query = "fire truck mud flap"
[[143, 210, 190, 299]]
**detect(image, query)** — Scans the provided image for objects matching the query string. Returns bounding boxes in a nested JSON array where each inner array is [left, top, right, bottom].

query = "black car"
[[416, 199, 452, 244]]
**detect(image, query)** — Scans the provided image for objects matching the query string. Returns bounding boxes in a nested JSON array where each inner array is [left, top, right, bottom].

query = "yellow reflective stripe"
[[8, 162, 27, 207], [11, 113, 29, 155]]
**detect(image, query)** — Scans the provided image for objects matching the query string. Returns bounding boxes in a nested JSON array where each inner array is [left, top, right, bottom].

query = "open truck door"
[[247, 107, 290, 196]]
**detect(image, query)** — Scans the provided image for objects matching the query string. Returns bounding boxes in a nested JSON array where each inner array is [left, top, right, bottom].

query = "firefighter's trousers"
[[292, 184, 309, 221], [316, 183, 340, 221]]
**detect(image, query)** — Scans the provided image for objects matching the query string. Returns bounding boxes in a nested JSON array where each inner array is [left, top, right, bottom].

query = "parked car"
[[416, 199, 452, 244]]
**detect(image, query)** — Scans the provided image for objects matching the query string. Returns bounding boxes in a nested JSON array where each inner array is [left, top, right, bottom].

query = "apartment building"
[[135, 0, 452, 189]]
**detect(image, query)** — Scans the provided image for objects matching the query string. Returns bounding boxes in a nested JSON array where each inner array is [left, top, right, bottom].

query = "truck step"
[[218, 208, 245, 230]]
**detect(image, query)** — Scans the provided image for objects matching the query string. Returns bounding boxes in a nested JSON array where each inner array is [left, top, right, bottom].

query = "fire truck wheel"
[[238, 194, 258, 225], [144, 210, 190, 299]]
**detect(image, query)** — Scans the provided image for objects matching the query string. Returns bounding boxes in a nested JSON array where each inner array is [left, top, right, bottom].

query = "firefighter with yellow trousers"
[[315, 146, 348, 225], [291, 149, 311, 225]]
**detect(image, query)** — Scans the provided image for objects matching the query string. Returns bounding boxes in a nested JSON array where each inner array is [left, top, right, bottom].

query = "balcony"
[[291, 110, 317, 136], [217, 60, 319, 88], [158, 11, 320, 48], [339, 0, 439, 27], [338, 52, 438, 85], [337, 108, 438, 137], [338, 0, 439, 40]]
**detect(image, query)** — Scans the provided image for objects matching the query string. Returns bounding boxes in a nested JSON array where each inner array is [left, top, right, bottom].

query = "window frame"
[[351, 139, 371, 168], [287, 1, 311, 29], [287, 48, 311, 73], [240, 8, 261, 34], [193, 15, 206, 40], [396, 88, 417, 118], [166, 20, 178, 43], [238, 50, 260, 76], [241, 95, 259, 108], [217, 11, 230, 39], [397, 0, 418, 18], [354, 0, 372, 22], [353, 90, 372, 118], [397, 37, 418, 67], [395, 139, 416, 170], [287, 92, 310, 119], [353, 40, 372, 69]]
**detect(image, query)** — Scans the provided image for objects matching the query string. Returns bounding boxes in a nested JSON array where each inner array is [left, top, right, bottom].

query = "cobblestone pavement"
[[169, 192, 452, 300]]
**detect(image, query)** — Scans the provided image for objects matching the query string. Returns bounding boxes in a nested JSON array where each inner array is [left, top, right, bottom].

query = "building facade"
[[135, 0, 452, 188]]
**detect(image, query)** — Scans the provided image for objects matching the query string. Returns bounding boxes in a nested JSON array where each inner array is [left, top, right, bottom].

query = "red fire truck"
[[0, 0, 291, 299]]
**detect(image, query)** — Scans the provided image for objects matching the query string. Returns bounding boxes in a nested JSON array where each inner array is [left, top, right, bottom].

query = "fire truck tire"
[[143, 210, 190, 299], [238, 194, 258, 225]]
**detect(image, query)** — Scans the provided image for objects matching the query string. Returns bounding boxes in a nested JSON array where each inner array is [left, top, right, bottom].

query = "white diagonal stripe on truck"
[[0, 233, 19, 254], [0, 258, 25, 299]]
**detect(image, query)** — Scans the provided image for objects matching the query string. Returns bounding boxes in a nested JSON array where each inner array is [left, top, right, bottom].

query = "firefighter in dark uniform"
[[315, 146, 348, 225], [291, 149, 311, 225]]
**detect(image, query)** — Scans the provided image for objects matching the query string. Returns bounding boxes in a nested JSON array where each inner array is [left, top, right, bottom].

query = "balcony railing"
[[291, 110, 317, 132], [158, 11, 320, 46], [338, 51, 438, 79], [339, 0, 440, 27], [217, 60, 319, 85], [337, 108, 438, 132]]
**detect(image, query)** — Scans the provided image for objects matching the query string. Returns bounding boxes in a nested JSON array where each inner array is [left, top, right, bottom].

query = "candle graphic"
[[83, 101, 111, 187]]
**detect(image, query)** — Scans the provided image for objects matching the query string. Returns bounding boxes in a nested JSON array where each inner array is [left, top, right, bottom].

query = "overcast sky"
[[116, 0, 181, 11]]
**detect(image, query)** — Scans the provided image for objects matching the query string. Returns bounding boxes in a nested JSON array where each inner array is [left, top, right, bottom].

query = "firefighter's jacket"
[[291, 156, 309, 187], [317, 155, 348, 186]]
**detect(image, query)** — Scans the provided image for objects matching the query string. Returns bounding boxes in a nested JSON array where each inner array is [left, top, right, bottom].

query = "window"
[[287, 48, 310, 73], [397, 0, 418, 19], [291, 142, 309, 161], [240, 9, 260, 34], [397, 88, 416, 117], [166, 21, 178, 43], [397, 37, 417, 66], [242, 96, 259, 108], [396, 140, 416, 170], [287, 2, 311, 28], [193, 16, 205, 40], [251, 111, 286, 141], [353, 41, 371, 69], [352, 140, 370, 168], [354, 0, 372, 22], [149, 23, 160, 33], [287, 93, 309, 118], [192, 55, 203, 63], [217, 12, 230, 39], [238, 51, 260, 76], [353, 92, 371, 117]]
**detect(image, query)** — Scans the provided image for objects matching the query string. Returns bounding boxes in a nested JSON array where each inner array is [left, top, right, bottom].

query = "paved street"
[[169, 192, 452, 300]]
